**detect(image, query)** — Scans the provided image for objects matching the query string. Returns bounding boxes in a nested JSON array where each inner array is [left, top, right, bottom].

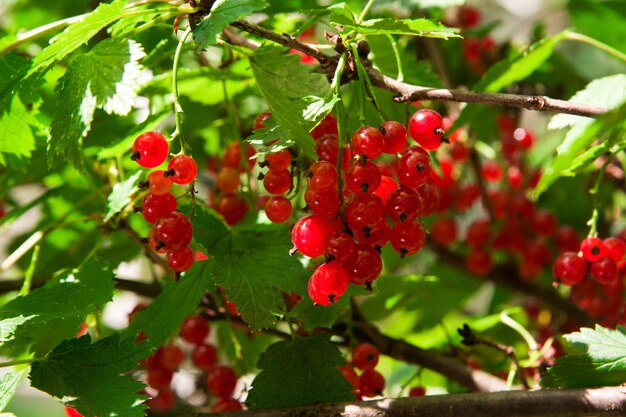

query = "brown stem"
[[469, 148, 495, 220]]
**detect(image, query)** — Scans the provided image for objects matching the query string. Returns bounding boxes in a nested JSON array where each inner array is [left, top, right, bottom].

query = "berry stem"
[[350, 43, 387, 123], [499, 310, 538, 351], [565, 31, 626, 63], [171, 25, 192, 152], [385, 34, 404, 82], [333, 53, 348, 209], [18, 243, 40, 296], [587, 145, 623, 237], [356, 0, 377, 24], [0, 358, 40, 368]]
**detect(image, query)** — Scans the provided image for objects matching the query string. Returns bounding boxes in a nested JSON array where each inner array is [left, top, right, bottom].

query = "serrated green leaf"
[[249, 45, 326, 159], [0, 54, 29, 96], [48, 38, 146, 170], [0, 96, 36, 165], [0, 369, 26, 412], [328, 3, 356, 24], [104, 171, 141, 222], [26, 0, 128, 79], [542, 325, 626, 388], [30, 335, 148, 417], [330, 15, 460, 39], [193, 204, 306, 331], [193, 0, 268, 49], [0, 259, 115, 356], [302, 93, 339, 122], [247, 334, 353, 409]]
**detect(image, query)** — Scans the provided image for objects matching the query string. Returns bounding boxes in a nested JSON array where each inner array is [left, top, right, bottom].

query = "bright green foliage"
[[247, 334, 354, 409], [30, 335, 149, 417], [543, 326, 626, 388], [0, 370, 26, 412], [0, 96, 36, 166], [104, 171, 142, 222], [331, 16, 461, 39]]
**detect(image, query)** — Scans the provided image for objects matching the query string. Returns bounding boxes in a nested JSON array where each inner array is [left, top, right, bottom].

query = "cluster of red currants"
[[338, 343, 385, 399], [291, 110, 446, 306], [131, 132, 198, 273]]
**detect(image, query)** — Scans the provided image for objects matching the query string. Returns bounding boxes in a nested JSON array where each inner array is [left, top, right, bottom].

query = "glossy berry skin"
[[359, 369, 385, 398], [264, 149, 292, 171], [397, 146, 432, 188], [465, 250, 493, 276], [147, 170, 173, 195], [380, 121, 408, 154], [345, 195, 386, 233], [325, 233, 356, 263], [390, 221, 426, 257], [352, 343, 379, 370], [264, 196, 293, 223], [591, 258, 618, 285], [513, 128, 534, 149], [307, 161, 338, 192], [353, 221, 391, 249], [430, 217, 457, 246], [352, 126, 384, 159], [214, 193, 248, 225], [291, 215, 334, 258], [191, 344, 217, 370], [156, 344, 185, 371], [167, 246, 195, 272], [408, 109, 445, 151], [580, 237, 607, 262], [206, 365, 238, 399], [305, 188, 340, 218], [553, 252, 587, 286], [346, 160, 381, 195], [180, 315, 210, 345], [315, 134, 350, 168], [263, 169, 292, 194], [141, 192, 177, 224], [409, 386, 426, 397], [212, 399, 243, 412], [153, 212, 193, 251], [311, 113, 338, 140], [386, 186, 422, 223], [373, 176, 398, 202], [603, 237, 626, 263], [308, 261, 349, 305], [343, 244, 383, 285], [416, 183, 440, 217], [131, 132, 169, 168], [166, 155, 198, 184]]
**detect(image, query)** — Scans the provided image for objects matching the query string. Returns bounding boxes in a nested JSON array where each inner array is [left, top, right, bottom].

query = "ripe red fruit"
[[147, 367, 173, 390], [64, 407, 85, 417], [553, 252, 587, 285], [166, 155, 198, 184], [345, 194, 386, 233], [305, 188, 340, 218], [180, 315, 210, 345], [216, 167, 241, 193], [308, 261, 349, 305], [315, 133, 350, 167], [131, 132, 169, 168], [147, 170, 173, 195], [264, 196, 293, 223], [408, 109, 445, 151], [206, 365, 238, 399], [156, 344, 185, 371], [465, 250, 493, 275], [430, 217, 457, 246], [458, 5, 481, 28], [481, 160, 502, 182], [263, 169, 292, 194], [373, 175, 398, 202], [291, 215, 334, 258], [152, 212, 193, 251], [167, 246, 195, 272], [146, 389, 175, 413], [214, 193, 248, 225], [352, 126, 384, 159], [603, 237, 626, 263], [352, 221, 391, 249], [380, 121, 408, 154], [591, 258, 618, 285], [416, 183, 440, 217], [191, 344, 217, 370], [466, 219, 491, 248], [325, 233, 356, 264], [141, 192, 177, 224], [338, 364, 360, 389], [352, 343, 379, 370], [311, 113, 338, 140], [390, 221, 426, 257], [264, 149, 292, 171], [307, 161, 338, 192], [531, 209, 558, 238], [397, 146, 432, 188], [343, 244, 383, 285], [386, 184, 422, 223], [580, 237, 607, 262], [359, 369, 385, 397], [555, 225, 580, 253], [513, 128, 534, 149], [345, 160, 382, 195], [409, 386, 426, 397], [212, 398, 243, 412], [222, 142, 256, 171]]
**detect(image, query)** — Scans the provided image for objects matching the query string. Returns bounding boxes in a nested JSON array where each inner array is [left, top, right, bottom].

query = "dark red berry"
[[409, 386, 426, 397], [206, 365, 238, 399], [167, 246, 195, 272], [147, 367, 173, 390], [352, 343, 379, 370], [166, 155, 198, 184], [345, 160, 381, 195], [222, 142, 256, 172], [264, 149, 292, 171], [180, 315, 209, 345], [397, 146, 432, 188], [352, 126, 384, 159], [153, 212, 193, 251], [386, 186, 422, 223], [263, 169, 292, 194], [212, 399, 243, 412], [214, 193, 248, 225], [156, 345, 185, 371], [141, 192, 177, 224], [466, 250, 493, 275], [390, 221, 426, 257], [305, 188, 340, 218], [555, 225, 580, 253], [264, 196, 293, 223], [430, 217, 457, 246], [131, 132, 169, 168], [466, 219, 491, 248], [146, 388, 175, 413], [591, 258, 618, 285], [307, 161, 338, 192], [311, 113, 338, 140], [603, 237, 626, 263], [325, 233, 356, 264], [345, 194, 386, 233], [359, 369, 385, 398], [253, 111, 272, 130], [553, 252, 586, 286], [147, 170, 173, 195], [531, 209, 558, 238], [380, 121, 408, 154], [191, 344, 217, 370], [343, 244, 383, 285]]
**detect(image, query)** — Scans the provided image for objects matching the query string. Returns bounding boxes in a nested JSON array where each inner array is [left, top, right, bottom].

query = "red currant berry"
[[450, 141, 469, 161], [153, 212, 193, 251], [580, 237, 607, 262], [408, 109, 445, 151], [222, 142, 256, 172], [351, 126, 384, 159], [216, 167, 241, 193], [180, 315, 210, 345], [465, 250, 493, 275], [147, 170, 173, 195], [325, 233, 356, 264], [531, 209, 558, 238], [191, 344, 217, 370], [553, 252, 586, 285], [390, 221, 426, 257], [513, 128, 534, 150], [409, 386, 426, 397], [431, 217, 457, 246], [131, 132, 169, 168], [307, 161, 338, 192], [555, 225, 580, 253], [373, 175, 398, 202], [466, 219, 491, 248], [380, 121, 408, 154], [307, 261, 349, 306], [343, 244, 383, 285], [352, 343, 379, 370], [397, 146, 432, 188], [214, 193, 248, 225], [603, 237, 626, 263], [253, 111, 272, 130], [263, 169, 292, 194], [291, 215, 334, 258], [458, 5, 481, 28], [264, 196, 293, 223], [416, 183, 441, 217], [338, 365, 360, 389], [345, 160, 381, 195], [146, 367, 173, 390], [165, 155, 198, 184], [352, 221, 391, 249], [212, 399, 243, 412], [386, 186, 422, 223], [507, 166, 523, 189], [206, 365, 238, 399], [311, 113, 338, 140], [591, 258, 618, 285], [141, 192, 177, 224], [146, 389, 175, 413], [481, 160, 502, 182], [359, 369, 385, 398], [315, 134, 350, 167], [345, 194, 386, 233], [167, 246, 195, 272], [305, 188, 340, 218], [156, 345, 185, 371], [264, 149, 292, 171]]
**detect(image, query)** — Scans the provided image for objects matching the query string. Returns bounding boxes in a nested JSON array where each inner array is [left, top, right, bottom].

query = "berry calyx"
[[131, 132, 169, 168], [580, 237, 607, 262]]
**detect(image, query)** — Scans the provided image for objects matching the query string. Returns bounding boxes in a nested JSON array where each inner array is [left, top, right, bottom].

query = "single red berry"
[[307, 261, 349, 306], [431, 217, 457, 246], [325, 233, 356, 264], [507, 166, 523, 189], [397, 146, 432, 188], [603, 237, 626, 263], [291, 215, 334, 258], [315, 133, 350, 168], [206, 365, 238, 399], [263, 169, 292, 194], [264, 196, 293, 223], [212, 398, 243, 412], [165, 155, 198, 184], [553, 252, 587, 285], [466, 219, 491, 248], [352, 220, 391, 249], [222, 142, 256, 172], [408, 109, 445, 151], [167, 246, 195, 272], [345, 194, 386, 233], [555, 225, 580, 253], [307, 161, 339, 192], [359, 369, 385, 398], [180, 315, 210, 345], [409, 386, 426, 397], [580, 237, 607, 262], [191, 344, 217, 370], [345, 160, 382, 195], [152, 212, 193, 251], [513, 128, 534, 150], [343, 244, 383, 285], [147, 170, 174, 195], [450, 141, 469, 161], [141, 192, 177, 224], [465, 250, 493, 275], [253, 111, 272, 130], [380, 121, 408, 154], [591, 258, 618, 285], [481, 160, 502, 182], [352, 343, 379, 370], [264, 149, 292, 171], [390, 221, 426, 258], [416, 183, 441, 217], [430, 158, 454, 188], [373, 175, 398, 202], [146, 367, 173, 390], [456, 184, 481, 211], [351, 126, 384, 159], [524, 239, 552, 266], [305, 188, 341, 219], [386, 186, 422, 223], [458, 5, 481, 28], [64, 407, 85, 417], [146, 389, 175, 413], [311, 113, 338, 140], [216, 167, 241, 193], [131, 132, 169, 168], [214, 193, 248, 225], [156, 344, 185, 371], [531, 209, 558, 238]]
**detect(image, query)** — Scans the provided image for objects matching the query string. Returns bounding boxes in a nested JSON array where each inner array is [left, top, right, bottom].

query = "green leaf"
[[193, 204, 306, 331], [249, 45, 327, 159], [330, 15, 460, 39], [26, 0, 128, 79], [0, 53, 29, 96], [570, 0, 626, 54], [0, 369, 26, 412], [302, 93, 339, 122], [193, 0, 268, 49], [48, 38, 146, 170], [542, 325, 626, 388], [0, 96, 36, 165], [30, 335, 148, 417], [0, 259, 115, 356], [247, 334, 353, 409], [104, 171, 141, 222]]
